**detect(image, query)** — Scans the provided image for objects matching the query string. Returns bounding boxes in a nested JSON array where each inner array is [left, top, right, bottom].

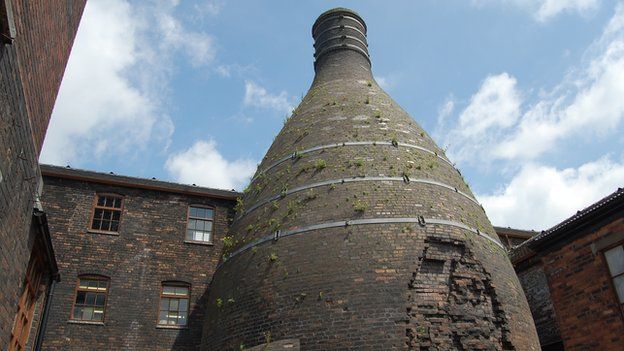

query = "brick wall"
[[542, 217, 624, 351], [11, 0, 85, 153], [39, 175, 235, 351], [0, 1, 84, 348], [515, 261, 562, 349]]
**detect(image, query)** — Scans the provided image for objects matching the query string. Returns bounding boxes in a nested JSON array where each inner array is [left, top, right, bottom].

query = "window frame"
[[602, 241, 624, 318], [184, 204, 215, 244], [88, 193, 125, 235], [69, 275, 110, 324], [157, 281, 191, 328]]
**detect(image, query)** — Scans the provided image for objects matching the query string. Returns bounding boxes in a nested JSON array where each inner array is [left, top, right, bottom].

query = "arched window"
[[158, 282, 190, 327], [71, 275, 109, 322]]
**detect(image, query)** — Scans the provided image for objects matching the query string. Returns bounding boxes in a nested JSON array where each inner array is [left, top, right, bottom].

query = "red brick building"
[[0, 1, 85, 350], [511, 188, 624, 351]]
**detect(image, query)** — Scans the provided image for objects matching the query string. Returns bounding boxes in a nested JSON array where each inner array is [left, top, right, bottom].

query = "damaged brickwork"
[[406, 237, 514, 350]]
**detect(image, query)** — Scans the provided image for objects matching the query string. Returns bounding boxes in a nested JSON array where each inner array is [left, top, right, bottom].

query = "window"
[[90, 194, 123, 232], [158, 283, 189, 327], [1, 0, 17, 44], [605, 244, 624, 307], [186, 206, 214, 243], [71, 276, 109, 322]]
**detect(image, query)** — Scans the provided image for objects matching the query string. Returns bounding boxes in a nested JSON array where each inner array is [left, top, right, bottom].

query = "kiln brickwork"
[[37, 165, 238, 351], [0, 1, 85, 349], [200, 8, 539, 350]]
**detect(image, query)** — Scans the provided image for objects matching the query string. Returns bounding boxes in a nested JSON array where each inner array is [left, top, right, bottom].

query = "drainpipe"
[[34, 275, 57, 351]]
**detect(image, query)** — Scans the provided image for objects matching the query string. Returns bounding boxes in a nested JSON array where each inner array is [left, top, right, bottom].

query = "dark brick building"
[[37, 164, 238, 350], [511, 188, 624, 351], [0, 1, 85, 350], [494, 226, 536, 250]]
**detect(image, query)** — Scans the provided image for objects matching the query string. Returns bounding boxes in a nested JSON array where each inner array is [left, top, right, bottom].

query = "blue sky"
[[41, 0, 624, 230]]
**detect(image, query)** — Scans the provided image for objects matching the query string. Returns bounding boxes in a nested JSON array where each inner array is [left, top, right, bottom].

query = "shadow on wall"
[[171, 285, 211, 350]]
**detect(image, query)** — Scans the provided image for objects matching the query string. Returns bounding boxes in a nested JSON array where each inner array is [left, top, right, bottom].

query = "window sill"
[[184, 240, 213, 246], [68, 320, 105, 326], [156, 325, 189, 330], [86, 230, 120, 236]]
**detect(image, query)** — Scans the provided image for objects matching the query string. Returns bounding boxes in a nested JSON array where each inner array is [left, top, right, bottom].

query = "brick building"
[[494, 226, 536, 250], [0, 1, 85, 350], [36, 164, 238, 350], [511, 188, 624, 351]]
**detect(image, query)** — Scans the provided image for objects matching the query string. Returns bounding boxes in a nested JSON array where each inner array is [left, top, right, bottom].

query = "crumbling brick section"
[[406, 237, 515, 350]]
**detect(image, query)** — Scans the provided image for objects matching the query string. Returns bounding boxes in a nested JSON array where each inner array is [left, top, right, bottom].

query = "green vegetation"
[[353, 200, 367, 212], [314, 159, 327, 170]]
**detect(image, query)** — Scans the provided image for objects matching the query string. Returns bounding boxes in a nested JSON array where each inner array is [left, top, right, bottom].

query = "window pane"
[[189, 207, 198, 218], [112, 211, 120, 221], [193, 231, 204, 241], [193, 207, 203, 218], [187, 219, 196, 230], [82, 307, 94, 320], [163, 286, 176, 295], [105, 197, 113, 207], [93, 308, 104, 321], [94, 208, 103, 219], [95, 294, 106, 306], [186, 229, 194, 241], [159, 311, 168, 325], [101, 220, 111, 231], [178, 313, 187, 326], [168, 312, 178, 325], [205, 209, 214, 219], [113, 198, 122, 208], [97, 196, 105, 206], [605, 246, 624, 277], [85, 292, 96, 305], [160, 298, 169, 310], [169, 299, 179, 311], [79, 280, 90, 289], [88, 280, 99, 289], [103, 210, 112, 220], [110, 221, 119, 232], [175, 287, 189, 296], [204, 221, 213, 232], [179, 299, 188, 312], [614, 275, 624, 303], [98, 280, 108, 290], [76, 291, 86, 304], [73, 306, 83, 320]]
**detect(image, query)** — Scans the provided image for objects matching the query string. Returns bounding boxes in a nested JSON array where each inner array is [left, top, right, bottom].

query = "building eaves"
[[493, 226, 537, 239], [40, 164, 241, 201], [510, 187, 624, 264]]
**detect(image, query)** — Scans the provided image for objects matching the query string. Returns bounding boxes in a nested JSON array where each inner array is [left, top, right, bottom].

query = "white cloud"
[[40, 0, 215, 165], [478, 156, 624, 229], [444, 73, 521, 163], [165, 140, 256, 190], [441, 4, 624, 229], [472, 0, 601, 21], [534, 0, 600, 22], [243, 81, 294, 115], [444, 4, 624, 165], [155, 1, 215, 67]]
